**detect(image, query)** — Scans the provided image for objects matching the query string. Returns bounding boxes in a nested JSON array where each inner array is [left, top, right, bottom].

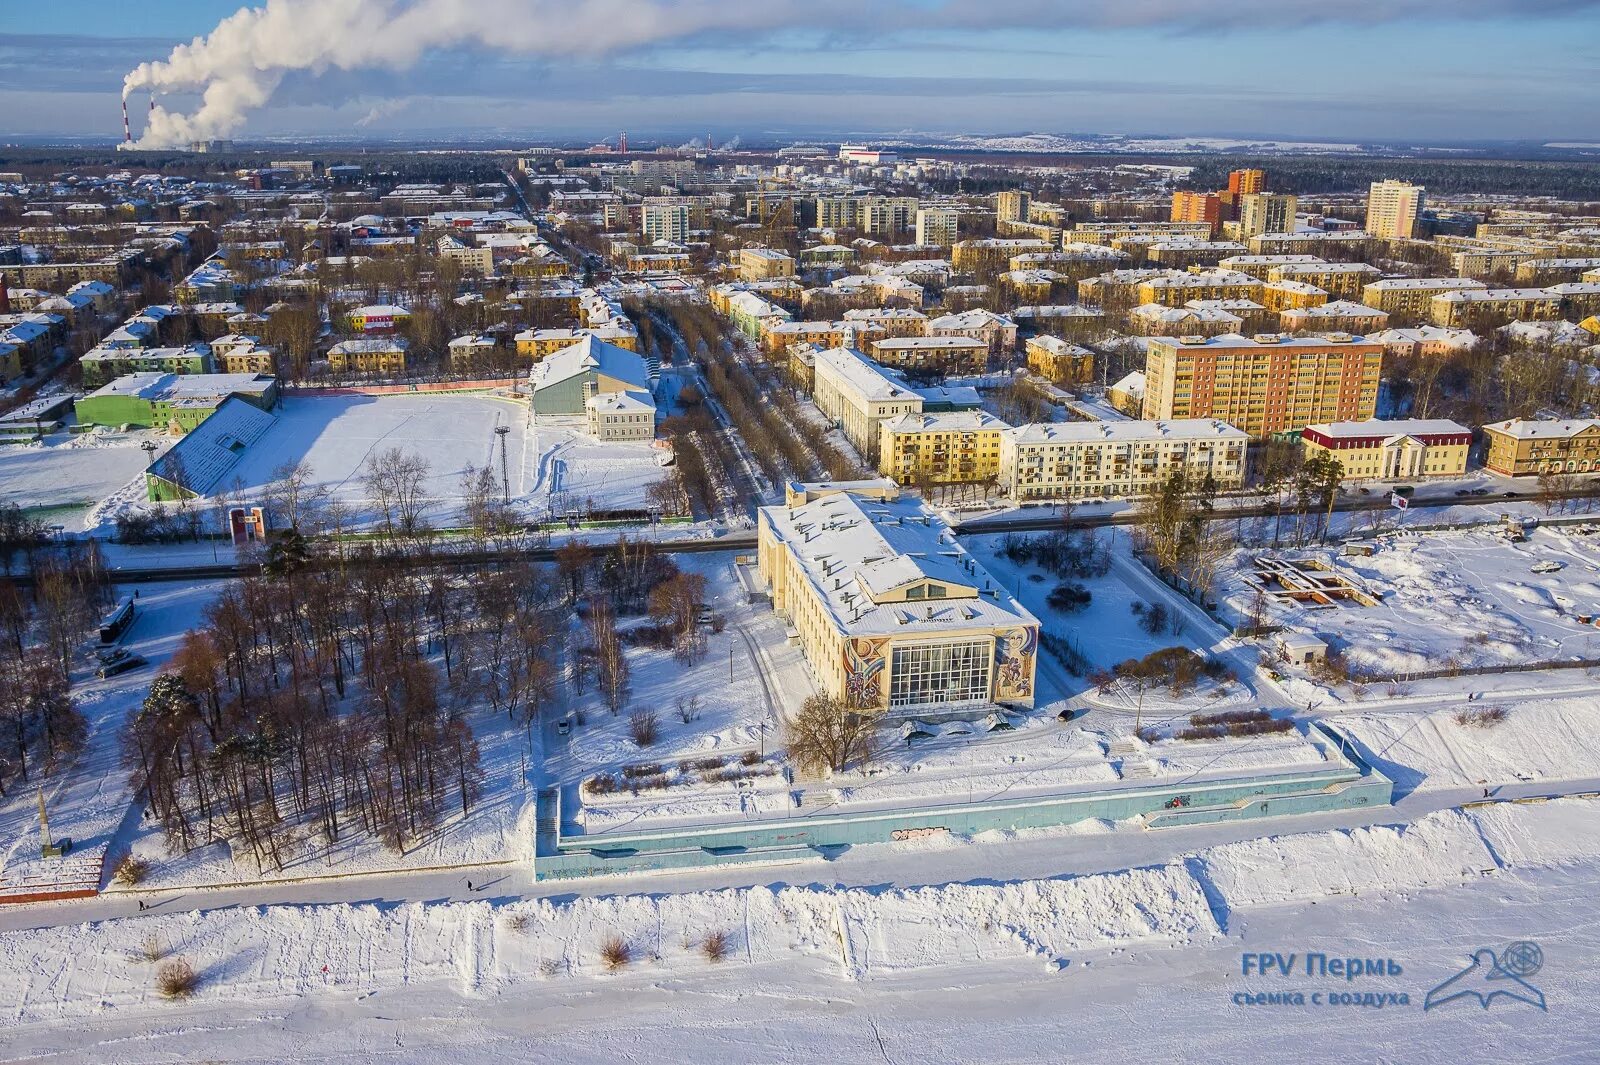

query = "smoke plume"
[[122, 0, 825, 147], [122, 0, 1583, 147]]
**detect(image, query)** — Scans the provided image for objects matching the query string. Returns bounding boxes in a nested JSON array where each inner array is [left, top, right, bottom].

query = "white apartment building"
[[1366, 180, 1425, 240], [916, 206, 960, 247], [999, 419, 1249, 501], [641, 202, 691, 243]]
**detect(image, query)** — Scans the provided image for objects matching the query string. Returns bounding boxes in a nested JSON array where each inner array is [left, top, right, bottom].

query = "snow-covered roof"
[[760, 490, 1037, 637], [146, 396, 277, 495], [1364, 277, 1487, 292], [530, 334, 650, 393], [881, 410, 1007, 435], [586, 388, 655, 414], [1484, 418, 1600, 441], [1303, 418, 1470, 441], [1004, 418, 1244, 446]]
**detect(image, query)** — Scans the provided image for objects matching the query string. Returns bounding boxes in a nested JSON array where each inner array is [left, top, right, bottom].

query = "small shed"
[[1278, 633, 1329, 666]]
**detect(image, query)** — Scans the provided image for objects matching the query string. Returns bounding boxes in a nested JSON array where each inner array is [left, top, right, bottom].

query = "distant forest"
[[1179, 156, 1600, 200]]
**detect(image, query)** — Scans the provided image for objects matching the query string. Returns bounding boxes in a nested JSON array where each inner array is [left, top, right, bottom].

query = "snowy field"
[[1, 427, 164, 530], [67, 394, 673, 534], [2, 799, 1596, 1062], [965, 528, 1213, 679], [558, 552, 817, 834], [1221, 524, 1600, 677], [226, 395, 670, 526]]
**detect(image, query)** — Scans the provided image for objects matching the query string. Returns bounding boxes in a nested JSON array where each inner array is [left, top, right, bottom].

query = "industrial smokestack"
[[122, 98, 131, 144], [619, 131, 628, 155]]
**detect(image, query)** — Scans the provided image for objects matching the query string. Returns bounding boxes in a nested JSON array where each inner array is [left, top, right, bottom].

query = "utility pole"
[[495, 423, 512, 505]]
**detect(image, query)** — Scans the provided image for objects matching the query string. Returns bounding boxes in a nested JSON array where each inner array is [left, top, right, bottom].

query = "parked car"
[[97, 654, 147, 679]]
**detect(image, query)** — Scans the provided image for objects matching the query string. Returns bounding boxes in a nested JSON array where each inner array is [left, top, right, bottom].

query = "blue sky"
[[2, 0, 1597, 143]]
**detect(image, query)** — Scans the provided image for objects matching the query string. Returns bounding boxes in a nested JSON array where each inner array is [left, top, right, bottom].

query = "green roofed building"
[[527, 333, 655, 418], [144, 395, 279, 502], [74, 371, 278, 433], [79, 343, 213, 388]]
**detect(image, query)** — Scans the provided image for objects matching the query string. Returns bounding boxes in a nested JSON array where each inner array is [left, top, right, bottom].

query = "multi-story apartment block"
[[999, 419, 1248, 501], [1279, 300, 1389, 335], [1516, 258, 1600, 285], [761, 320, 875, 356], [925, 309, 1017, 356], [915, 206, 960, 247], [1068, 222, 1213, 247], [1370, 325, 1478, 360], [1023, 335, 1094, 383], [1267, 261, 1383, 298], [877, 410, 1007, 485], [1366, 180, 1425, 240], [1142, 332, 1385, 439], [1362, 277, 1488, 317], [811, 346, 926, 458], [1135, 270, 1264, 308], [641, 201, 690, 243], [327, 336, 409, 375], [79, 343, 214, 388], [1128, 304, 1243, 337], [1147, 240, 1249, 269], [996, 190, 1031, 225], [1451, 248, 1530, 278], [1228, 169, 1266, 195], [1301, 419, 1471, 481], [1171, 191, 1222, 231], [1237, 193, 1298, 238], [951, 238, 1053, 275], [844, 307, 928, 339], [737, 247, 796, 282], [1260, 279, 1330, 313], [1428, 288, 1562, 328], [869, 336, 988, 376], [1484, 418, 1600, 475], [1216, 254, 1325, 281], [758, 484, 1038, 713]]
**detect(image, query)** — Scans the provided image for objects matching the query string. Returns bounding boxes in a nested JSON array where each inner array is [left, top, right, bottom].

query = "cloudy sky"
[[1, 0, 1597, 144]]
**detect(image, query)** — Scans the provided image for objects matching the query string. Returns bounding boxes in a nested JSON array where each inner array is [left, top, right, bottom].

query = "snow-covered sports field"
[[227, 394, 670, 524]]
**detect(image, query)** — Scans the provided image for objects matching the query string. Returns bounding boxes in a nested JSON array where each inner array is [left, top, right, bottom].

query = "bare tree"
[[784, 694, 877, 776]]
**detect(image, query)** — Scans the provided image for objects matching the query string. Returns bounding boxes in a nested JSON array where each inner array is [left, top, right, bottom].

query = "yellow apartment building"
[[1484, 418, 1600, 476], [877, 410, 1007, 484]]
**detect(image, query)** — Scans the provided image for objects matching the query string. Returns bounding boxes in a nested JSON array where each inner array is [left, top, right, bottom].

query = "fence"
[[284, 378, 523, 397], [1352, 656, 1600, 685]]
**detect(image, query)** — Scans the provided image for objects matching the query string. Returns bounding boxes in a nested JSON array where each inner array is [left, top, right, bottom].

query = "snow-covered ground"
[[0, 582, 218, 899], [54, 394, 673, 535], [2, 426, 165, 531], [3, 798, 1595, 1062], [558, 552, 817, 833], [1221, 524, 1600, 677], [1331, 697, 1600, 798]]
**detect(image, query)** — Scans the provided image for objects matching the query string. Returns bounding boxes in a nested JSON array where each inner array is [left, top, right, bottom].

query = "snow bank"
[[1333, 698, 1600, 795], [0, 866, 1220, 1021], [834, 864, 1218, 976], [1469, 798, 1600, 871], [1192, 809, 1496, 909]]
